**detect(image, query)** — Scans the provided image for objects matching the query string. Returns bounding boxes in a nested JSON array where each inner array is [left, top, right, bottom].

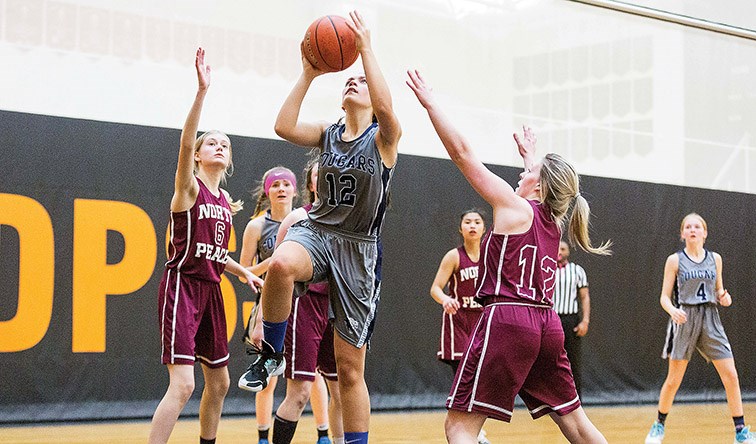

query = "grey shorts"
[[662, 303, 733, 362], [282, 219, 381, 349]]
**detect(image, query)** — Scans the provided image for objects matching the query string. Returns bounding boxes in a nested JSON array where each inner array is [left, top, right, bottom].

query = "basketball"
[[302, 15, 359, 73]]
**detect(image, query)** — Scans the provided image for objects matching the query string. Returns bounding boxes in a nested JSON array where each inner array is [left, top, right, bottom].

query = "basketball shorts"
[[438, 308, 483, 362], [662, 303, 733, 361], [284, 290, 337, 381], [158, 269, 229, 368], [282, 219, 381, 349], [447, 302, 580, 422]]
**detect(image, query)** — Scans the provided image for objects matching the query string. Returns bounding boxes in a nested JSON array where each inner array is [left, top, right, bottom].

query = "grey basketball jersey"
[[676, 250, 716, 305], [257, 211, 280, 262], [309, 122, 393, 237]]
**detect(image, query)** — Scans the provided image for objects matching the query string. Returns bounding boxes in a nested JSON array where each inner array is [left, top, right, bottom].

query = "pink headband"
[[264, 170, 297, 196]]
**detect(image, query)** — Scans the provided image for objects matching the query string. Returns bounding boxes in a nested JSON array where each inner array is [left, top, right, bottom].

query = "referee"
[[554, 240, 591, 396]]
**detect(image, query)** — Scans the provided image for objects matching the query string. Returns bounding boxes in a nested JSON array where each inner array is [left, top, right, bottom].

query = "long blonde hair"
[[539, 153, 611, 255], [193, 130, 242, 214]]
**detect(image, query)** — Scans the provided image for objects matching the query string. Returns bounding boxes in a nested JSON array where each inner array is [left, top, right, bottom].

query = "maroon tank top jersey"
[[165, 177, 232, 282], [438, 246, 483, 361], [447, 201, 579, 422], [475, 200, 560, 307]]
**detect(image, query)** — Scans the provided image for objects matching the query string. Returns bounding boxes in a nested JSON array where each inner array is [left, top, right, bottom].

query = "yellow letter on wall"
[[73, 199, 157, 352], [0, 194, 54, 352], [221, 226, 238, 340]]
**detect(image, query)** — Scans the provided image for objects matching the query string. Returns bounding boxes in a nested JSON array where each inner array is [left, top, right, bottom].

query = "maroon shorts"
[[158, 269, 229, 368], [284, 291, 337, 381], [446, 302, 579, 422], [438, 308, 483, 361]]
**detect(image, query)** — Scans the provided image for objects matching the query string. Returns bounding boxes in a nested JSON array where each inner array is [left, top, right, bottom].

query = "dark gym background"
[[1, 110, 754, 423]]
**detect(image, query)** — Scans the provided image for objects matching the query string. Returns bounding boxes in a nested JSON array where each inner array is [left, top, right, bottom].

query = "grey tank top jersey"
[[257, 211, 280, 262], [309, 122, 393, 237], [676, 250, 717, 306]]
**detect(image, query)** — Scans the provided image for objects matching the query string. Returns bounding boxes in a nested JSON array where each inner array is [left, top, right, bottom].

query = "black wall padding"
[[0, 110, 753, 422]]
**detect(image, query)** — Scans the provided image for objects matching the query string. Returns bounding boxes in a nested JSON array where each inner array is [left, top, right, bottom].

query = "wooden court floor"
[[2, 402, 754, 443]]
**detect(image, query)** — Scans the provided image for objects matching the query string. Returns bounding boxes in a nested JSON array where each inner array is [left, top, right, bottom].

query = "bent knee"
[[267, 255, 299, 279]]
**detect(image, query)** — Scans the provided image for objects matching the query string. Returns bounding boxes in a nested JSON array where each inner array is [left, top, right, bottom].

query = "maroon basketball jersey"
[[165, 177, 232, 283], [450, 246, 482, 310], [475, 200, 560, 307]]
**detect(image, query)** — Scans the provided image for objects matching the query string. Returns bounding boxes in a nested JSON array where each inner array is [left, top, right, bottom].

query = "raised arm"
[[430, 249, 461, 315], [273, 45, 330, 147], [347, 10, 401, 167], [406, 69, 516, 209], [171, 48, 209, 213], [513, 126, 537, 172]]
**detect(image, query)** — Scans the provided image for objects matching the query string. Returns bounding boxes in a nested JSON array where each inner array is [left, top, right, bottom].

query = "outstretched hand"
[[195, 47, 211, 91], [406, 69, 436, 110], [513, 125, 537, 160], [345, 10, 371, 52]]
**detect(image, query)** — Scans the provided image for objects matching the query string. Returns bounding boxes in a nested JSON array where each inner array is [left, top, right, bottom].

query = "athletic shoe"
[[735, 426, 756, 444], [477, 429, 491, 444], [258, 440, 269, 444], [645, 421, 665, 444], [238, 340, 285, 392], [316, 436, 332, 444]]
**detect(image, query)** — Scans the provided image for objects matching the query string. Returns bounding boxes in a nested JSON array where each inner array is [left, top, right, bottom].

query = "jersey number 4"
[[516, 245, 557, 302], [696, 282, 708, 301]]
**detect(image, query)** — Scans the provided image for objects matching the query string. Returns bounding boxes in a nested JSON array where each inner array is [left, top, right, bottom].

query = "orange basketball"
[[302, 15, 359, 73]]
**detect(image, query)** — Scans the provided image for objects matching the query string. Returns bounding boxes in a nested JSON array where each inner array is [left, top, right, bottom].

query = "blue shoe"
[[645, 421, 665, 444], [735, 425, 756, 444], [316, 437, 332, 444], [258, 439, 270, 444]]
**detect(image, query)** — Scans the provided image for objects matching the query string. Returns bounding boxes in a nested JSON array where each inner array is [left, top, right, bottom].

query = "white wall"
[[1, 0, 754, 193]]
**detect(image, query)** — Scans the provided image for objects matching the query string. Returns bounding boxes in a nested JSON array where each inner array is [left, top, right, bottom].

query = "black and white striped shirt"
[[553, 262, 588, 315]]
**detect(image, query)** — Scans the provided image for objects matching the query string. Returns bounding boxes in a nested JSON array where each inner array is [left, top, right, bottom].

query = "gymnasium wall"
[[1, 0, 755, 423], [1, 110, 754, 422]]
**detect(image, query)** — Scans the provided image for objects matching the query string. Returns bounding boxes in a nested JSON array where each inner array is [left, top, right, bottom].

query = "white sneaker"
[[735, 425, 756, 444], [645, 421, 665, 444], [477, 429, 491, 444]]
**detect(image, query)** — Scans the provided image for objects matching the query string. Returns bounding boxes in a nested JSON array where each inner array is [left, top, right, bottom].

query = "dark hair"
[[459, 208, 486, 225]]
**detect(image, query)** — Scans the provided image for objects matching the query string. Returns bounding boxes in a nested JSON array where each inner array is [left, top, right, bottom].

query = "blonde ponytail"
[[540, 153, 611, 256], [567, 194, 612, 255]]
